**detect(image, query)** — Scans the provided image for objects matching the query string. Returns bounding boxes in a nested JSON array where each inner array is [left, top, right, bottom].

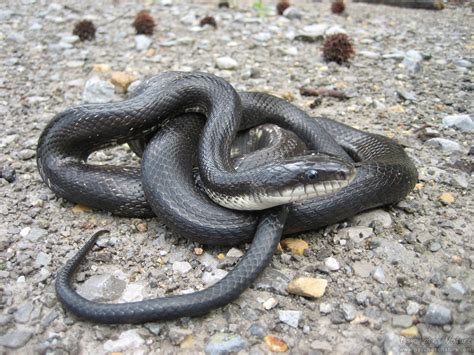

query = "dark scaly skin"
[[36, 72, 418, 323], [55, 207, 288, 324]]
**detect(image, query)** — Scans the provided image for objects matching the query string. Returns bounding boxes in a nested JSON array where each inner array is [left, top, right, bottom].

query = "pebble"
[[82, 76, 119, 104], [324, 257, 340, 271], [110, 71, 136, 92], [392, 315, 413, 328], [253, 32, 271, 42], [450, 173, 469, 189], [168, 327, 193, 346], [400, 326, 419, 337], [263, 297, 278, 310], [455, 58, 472, 68], [264, 335, 288, 352], [26, 227, 47, 241], [256, 268, 290, 295], [429, 240, 442, 252], [371, 266, 385, 284], [135, 34, 152, 51], [352, 261, 373, 278], [103, 329, 145, 352], [442, 114, 473, 132], [438, 192, 455, 205], [202, 269, 228, 286], [1, 166, 16, 182], [248, 323, 266, 338], [295, 24, 328, 42], [172, 261, 192, 274], [337, 226, 374, 243], [0, 330, 33, 349], [402, 49, 423, 74], [205, 333, 246, 354], [341, 303, 356, 321], [14, 302, 34, 323], [383, 332, 405, 354], [423, 303, 453, 325], [397, 89, 417, 101], [288, 277, 327, 298], [283, 7, 302, 20], [60, 35, 79, 44], [77, 274, 126, 302], [354, 209, 391, 228], [325, 25, 347, 36], [35, 251, 51, 266], [406, 301, 420, 315], [216, 56, 239, 70], [120, 283, 145, 302], [319, 303, 333, 315], [144, 323, 162, 335], [280, 238, 308, 256], [278, 310, 301, 328], [226, 247, 244, 258], [359, 50, 380, 59], [425, 138, 462, 153]]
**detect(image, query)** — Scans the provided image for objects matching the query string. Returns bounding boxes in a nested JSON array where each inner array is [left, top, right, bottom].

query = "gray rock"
[[402, 49, 423, 74], [14, 302, 34, 323], [0, 10, 14, 21], [450, 173, 469, 189], [135, 34, 152, 51], [337, 226, 374, 243], [397, 89, 417, 101], [455, 59, 472, 69], [120, 283, 145, 302], [144, 323, 162, 335], [423, 303, 452, 325], [356, 290, 370, 305], [202, 269, 228, 286], [406, 301, 420, 315], [325, 25, 346, 36], [253, 32, 271, 42], [172, 261, 192, 274], [278, 310, 301, 328], [0, 330, 33, 349], [283, 7, 302, 20], [429, 240, 441, 252], [352, 261, 373, 278], [7, 31, 26, 43], [442, 114, 473, 132], [82, 76, 119, 104], [26, 227, 47, 241], [216, 57, 239, 70], [248, 323, 266, 338], [383, 332, 406, 355], [319, 303, 333, 314], [425, 138, 462, 153], [77, 274, 126, 302], [1, 166, 16, 182], [103, 329, 145, 352], [255, 268, 290, 295], [41, 309, 59, 327], [444, 281, 466, 301], [295, 24, 328, 42], [205, 333, 246, 354], [168, 326, 193, 345], [359, 50, 380, 59], [35, 251, 51, 266], [351, 209, 392, 228], [341, 303, 356, 321], [372, 266, 385, 284], [392, 315, 413, 328]]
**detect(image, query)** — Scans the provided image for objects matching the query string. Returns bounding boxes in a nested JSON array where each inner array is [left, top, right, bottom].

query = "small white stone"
[[324, 257, 340, 271], [135, 35, 152, 51], [263, 297, 278, 310], [216, 57, 239, 70], [20, 227, 31, 237], [319, 303, 333, 314], [172, 261, 192, 274], [103, 329, 145, 352]]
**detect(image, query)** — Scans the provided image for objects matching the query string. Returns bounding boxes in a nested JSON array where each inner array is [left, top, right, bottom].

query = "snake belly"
[[37, 72, 418, 323]]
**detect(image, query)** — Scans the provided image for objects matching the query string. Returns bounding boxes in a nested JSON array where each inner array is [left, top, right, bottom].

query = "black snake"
[[36, 72, 418, 323]]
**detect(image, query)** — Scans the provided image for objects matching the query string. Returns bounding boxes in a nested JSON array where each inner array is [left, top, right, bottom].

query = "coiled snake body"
[[36, 72, 418, 323]]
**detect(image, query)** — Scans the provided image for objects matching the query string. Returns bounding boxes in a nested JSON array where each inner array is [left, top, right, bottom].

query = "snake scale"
[[36, 72, 418, 323]]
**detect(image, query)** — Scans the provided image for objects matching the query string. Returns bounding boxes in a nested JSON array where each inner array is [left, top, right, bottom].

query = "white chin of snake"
[[207, 179, 350, 211]]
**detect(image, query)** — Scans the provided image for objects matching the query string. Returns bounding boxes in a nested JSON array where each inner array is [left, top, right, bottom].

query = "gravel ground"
[[0, 0, 473, 354]]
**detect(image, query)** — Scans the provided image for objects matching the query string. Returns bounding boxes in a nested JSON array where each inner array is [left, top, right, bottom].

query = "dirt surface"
[[0, 1, 473, 354]]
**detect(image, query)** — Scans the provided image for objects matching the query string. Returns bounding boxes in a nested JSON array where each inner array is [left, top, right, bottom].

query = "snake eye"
[[337, 171, 347, 180], [305, 169, 319, 181]]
